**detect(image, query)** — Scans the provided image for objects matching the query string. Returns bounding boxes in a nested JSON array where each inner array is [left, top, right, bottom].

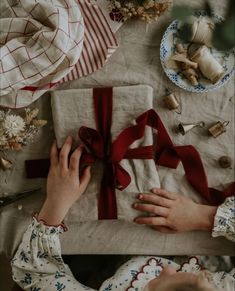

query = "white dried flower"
[[3, 115, 26, 137]]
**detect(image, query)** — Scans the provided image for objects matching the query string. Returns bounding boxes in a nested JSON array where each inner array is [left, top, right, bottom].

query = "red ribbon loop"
[[79, 126, 104, 159]]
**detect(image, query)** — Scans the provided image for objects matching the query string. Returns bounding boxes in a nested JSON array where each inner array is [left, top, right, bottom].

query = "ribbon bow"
[[79, 88, 154, 219]]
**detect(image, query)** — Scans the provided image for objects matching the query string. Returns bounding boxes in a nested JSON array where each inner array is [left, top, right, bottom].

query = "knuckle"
[[70, 156, 77, 164], [150, 205, 157, 213], [60, 152, 66, 160], [60, 169, 67, 178], [70, 165, 77, 173], [149, 217, 155, 224], [157, 197, 164, 204], [166, 217, 173, 227]]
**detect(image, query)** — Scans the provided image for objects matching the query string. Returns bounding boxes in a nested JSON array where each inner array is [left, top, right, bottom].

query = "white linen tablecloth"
[[0, 0, 234, 257]]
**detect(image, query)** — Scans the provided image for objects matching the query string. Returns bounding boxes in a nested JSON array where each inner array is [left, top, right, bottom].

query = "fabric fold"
[[0, 0, 119, 108]]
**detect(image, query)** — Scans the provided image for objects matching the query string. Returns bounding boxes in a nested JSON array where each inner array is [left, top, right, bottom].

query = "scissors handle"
[[0, 188, 41, 208]]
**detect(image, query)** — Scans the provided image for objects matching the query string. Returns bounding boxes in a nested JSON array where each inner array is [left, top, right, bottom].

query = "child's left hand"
[[133, 188, 217, 233]]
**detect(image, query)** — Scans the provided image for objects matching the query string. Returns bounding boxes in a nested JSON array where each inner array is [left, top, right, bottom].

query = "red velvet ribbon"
[[25, 87, 235, 220], [79, 88, 154, 219], [134, 110, 235, 205]]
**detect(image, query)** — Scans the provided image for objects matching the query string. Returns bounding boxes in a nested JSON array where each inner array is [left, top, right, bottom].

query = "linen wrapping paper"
[[51, 85, 161, 221], [0, 0, 119, 108]]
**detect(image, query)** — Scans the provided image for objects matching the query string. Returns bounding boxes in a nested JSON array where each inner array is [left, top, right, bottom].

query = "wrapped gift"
[[25, 85, 235, 221], [51, 85, 161, 221]]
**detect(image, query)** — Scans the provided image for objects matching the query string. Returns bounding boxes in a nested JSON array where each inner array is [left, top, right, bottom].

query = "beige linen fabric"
[[0, 0, 84, 106], [0, 0, 234, 257], [51, 85, 160, 221]]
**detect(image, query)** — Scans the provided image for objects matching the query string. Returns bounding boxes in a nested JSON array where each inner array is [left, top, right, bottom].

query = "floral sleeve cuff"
[[32, 213, 68, 235], [212, 196, 235, 242]]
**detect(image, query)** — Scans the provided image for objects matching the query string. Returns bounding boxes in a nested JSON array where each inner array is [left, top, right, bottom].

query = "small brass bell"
[[164, 92, 181, 114], [208, 121, 229, 138], [178, 121, 205, 135], [0, 157, 12, 170]]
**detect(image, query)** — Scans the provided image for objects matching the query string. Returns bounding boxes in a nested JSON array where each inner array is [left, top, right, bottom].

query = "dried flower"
[[0, 134, 8, 147], [32, 119, 47, 127], [8, 142, 22, 151], [0, 108, 47, 152], [0, 157, 12, 170], [110, 0, 172, 23], [25, 108, 39, 124], [3, 115, 25, 137]]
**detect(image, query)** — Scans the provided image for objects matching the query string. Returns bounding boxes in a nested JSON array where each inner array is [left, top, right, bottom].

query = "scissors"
[[0, 188, 41, 208]]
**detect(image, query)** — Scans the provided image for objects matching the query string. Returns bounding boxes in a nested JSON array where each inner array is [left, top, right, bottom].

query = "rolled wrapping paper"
[[191, 45, 224, 83], [190, 17, 215, 46], [51, 85, 160, 221]]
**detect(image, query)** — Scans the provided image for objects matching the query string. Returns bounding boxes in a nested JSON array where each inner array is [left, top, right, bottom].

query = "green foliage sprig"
[[172, 0, 235, 51]]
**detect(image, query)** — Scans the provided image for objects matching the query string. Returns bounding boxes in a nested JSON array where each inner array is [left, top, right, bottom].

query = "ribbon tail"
[[136, 109, 235, 205], [98, 164, 117, 220], [173, 145, 211, 203]]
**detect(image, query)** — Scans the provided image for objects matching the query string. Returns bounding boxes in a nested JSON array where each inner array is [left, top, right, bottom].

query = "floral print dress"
[[11, 196, 235, 291]]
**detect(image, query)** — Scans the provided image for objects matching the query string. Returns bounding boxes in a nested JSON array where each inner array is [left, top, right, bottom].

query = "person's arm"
[[133, 188, 234, 240], [11, 137, 95, 291], [211, 196, 235, 242]]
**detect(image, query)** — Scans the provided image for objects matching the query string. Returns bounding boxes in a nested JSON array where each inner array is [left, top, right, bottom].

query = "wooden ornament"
[[219, 156, 232, 169]]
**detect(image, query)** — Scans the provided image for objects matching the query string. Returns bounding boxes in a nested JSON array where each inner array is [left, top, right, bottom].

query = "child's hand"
[[38, 136, 91, 225], [133, 188, 217, 233]]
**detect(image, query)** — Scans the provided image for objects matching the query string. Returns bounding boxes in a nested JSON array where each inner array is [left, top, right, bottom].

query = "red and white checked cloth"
[[0, 0, 119, 108]]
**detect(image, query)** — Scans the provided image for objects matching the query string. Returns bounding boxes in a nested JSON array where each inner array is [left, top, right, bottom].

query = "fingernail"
[[138, 194, 143, 200], [66, 136, 72, 143], [132, 203, 137, 208], [151, 188, 159, 193], [86, 165, 91, 171]]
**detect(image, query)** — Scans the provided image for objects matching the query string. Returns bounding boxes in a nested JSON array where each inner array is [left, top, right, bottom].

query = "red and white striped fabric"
[[60, 0, 118, 83], [0, 0, 119, 108]]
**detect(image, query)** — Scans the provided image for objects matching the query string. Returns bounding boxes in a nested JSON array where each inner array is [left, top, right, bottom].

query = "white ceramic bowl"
[[160, 12, 235, 93]]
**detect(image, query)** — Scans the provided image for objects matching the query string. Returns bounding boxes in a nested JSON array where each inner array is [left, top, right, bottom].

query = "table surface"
[[1, 0, 234, 258]]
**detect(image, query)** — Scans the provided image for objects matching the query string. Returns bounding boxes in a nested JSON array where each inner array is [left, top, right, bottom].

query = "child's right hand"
[[38, 136, 91, 225]]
